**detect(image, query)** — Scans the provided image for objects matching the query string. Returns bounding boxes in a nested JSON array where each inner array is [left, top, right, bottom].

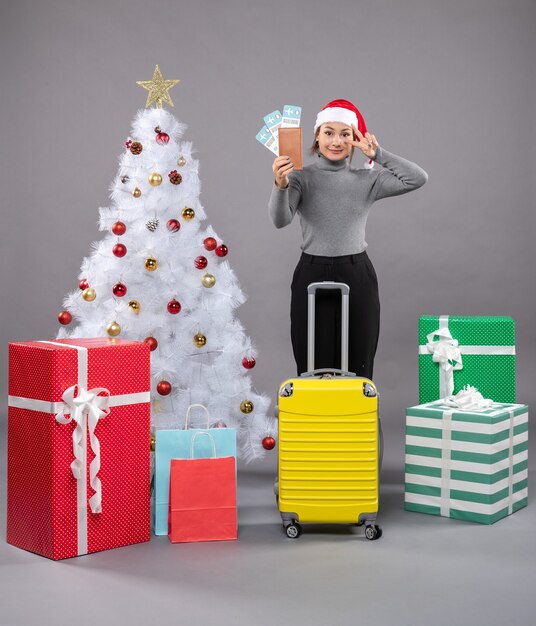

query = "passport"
[[278, 127, 303, 170]]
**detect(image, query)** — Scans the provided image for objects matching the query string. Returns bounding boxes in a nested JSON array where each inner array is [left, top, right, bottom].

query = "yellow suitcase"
[[277, 282, 382, 540]]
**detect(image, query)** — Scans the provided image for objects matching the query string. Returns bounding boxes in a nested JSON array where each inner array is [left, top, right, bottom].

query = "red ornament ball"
[[156, 131, 170, 145], [113, 243, 127, 258], [157, 380, 172, 396], [203, 237, 217, 251], [144, 336, 158, 351], [58, 310, 72, 325], [194, 255, 208, 269], [112, 221, 126, 236], [166, 218, 181, 233], [242, 356, 256, 369], [262, 436, 276, 451], [215, 244, 228, 258], [112, 282, 127, 297], [167, 299, 181, 314], [79, 278, 89, 290]]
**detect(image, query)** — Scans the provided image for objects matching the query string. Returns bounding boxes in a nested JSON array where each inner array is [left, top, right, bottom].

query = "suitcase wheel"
[[365, 524, 382, 540], [285, 522, 302, 539]]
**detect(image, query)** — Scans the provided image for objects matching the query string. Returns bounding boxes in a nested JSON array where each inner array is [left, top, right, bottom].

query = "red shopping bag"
[[168, 432, 237, 543]]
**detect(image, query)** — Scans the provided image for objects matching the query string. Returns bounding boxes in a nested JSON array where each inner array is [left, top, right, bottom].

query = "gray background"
[[0, 1, 535, 625]]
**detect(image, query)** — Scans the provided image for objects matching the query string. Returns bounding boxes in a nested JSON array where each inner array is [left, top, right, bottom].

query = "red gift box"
[[7, 338, 151, 560]]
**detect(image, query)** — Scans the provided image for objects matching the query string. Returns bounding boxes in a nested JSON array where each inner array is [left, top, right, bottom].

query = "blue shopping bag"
[[154, 404, 237, 536]]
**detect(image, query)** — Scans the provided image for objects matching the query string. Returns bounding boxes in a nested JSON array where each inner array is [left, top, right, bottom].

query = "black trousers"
[[290, 251, 380, 379]]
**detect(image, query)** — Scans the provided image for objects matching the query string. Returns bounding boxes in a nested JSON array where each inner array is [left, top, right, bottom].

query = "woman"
[[269, 99, 428, 378]]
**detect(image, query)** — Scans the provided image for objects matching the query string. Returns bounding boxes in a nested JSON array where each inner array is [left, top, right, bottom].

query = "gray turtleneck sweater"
[[268, 146, 428, 256]]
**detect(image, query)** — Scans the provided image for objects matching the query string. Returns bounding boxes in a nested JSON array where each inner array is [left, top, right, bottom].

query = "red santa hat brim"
[[314, 107, 358, 133]]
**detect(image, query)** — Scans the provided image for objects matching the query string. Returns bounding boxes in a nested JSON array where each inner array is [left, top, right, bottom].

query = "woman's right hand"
[[272, 156, 294, 189]]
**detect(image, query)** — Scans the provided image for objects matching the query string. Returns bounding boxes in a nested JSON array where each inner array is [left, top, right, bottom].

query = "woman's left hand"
[[347, 125, 379, 159]]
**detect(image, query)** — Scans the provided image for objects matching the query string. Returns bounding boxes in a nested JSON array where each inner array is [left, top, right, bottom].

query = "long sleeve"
[[268, 172, 302, 228], [369, 146, 428, 201]]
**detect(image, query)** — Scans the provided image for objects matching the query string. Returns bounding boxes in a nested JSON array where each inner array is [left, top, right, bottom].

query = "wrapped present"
[[405, 389, 528, 524], [168, 431, 237, 543], [154, 404, 236, 536], [7, 338, 151, 560], [418, 315, 516, 403]]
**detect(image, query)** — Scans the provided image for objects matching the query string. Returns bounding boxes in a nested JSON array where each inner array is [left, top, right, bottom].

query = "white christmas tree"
[[57, 66, 275, 461]]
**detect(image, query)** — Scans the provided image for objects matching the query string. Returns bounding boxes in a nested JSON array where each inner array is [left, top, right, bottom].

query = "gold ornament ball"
[[177, 155, 187, 167], [128, 300, 141, 314], [201, 273, 216, 288], [106, 321, 121, 337], [82, 288, 96, 302], [182, 207, 195, 221], [133, 187, 142, 198], [148, 172, 163, 186], [145, 257, 158, 271], [240, 400, 254, 414], [150, 435, 156, 452], [193, 333, 207, 347]]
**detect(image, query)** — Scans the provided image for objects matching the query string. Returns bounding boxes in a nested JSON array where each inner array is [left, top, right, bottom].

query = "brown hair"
[[309, 127, 356, 165]]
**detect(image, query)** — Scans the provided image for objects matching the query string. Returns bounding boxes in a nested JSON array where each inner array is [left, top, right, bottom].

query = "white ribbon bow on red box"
[[55, 384, 111, 514]]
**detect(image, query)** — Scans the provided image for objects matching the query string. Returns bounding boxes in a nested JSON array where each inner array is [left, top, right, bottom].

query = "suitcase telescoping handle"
[[305, 281, 351, 376]]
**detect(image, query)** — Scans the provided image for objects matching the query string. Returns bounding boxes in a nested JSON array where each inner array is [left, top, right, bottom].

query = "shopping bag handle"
[[190, 431, 217, 459], [185, 404, 210, 430]]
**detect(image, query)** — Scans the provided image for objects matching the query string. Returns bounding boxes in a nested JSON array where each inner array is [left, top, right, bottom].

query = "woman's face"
[[317, 122, 353, 161]]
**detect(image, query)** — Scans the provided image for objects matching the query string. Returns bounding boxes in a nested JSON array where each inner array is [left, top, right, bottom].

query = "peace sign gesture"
[[346, 125, 379, 159]]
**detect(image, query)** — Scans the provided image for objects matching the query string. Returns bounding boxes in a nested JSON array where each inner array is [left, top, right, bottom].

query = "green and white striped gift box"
[[405, 400, 528, 524]]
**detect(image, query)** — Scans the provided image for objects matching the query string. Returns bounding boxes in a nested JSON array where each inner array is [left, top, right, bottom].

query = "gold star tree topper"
[[136, 65, 180, 108]]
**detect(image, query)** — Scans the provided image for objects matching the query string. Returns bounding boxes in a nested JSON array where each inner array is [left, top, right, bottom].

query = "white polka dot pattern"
[[7, 339, 151, 560]]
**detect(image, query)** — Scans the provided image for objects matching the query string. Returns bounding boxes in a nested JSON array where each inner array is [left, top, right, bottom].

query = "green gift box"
[[405, 400, 528, 524], [418, 316, 516, 403]]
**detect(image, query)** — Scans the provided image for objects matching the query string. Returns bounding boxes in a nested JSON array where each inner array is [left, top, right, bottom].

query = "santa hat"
[[314, 99, 373, 169]]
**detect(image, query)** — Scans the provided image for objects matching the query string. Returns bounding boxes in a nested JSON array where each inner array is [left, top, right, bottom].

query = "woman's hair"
[[310, 127, 356, 165]]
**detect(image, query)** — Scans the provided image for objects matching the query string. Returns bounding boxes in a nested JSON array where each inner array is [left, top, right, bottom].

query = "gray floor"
[[1, 460, 535, 626]]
